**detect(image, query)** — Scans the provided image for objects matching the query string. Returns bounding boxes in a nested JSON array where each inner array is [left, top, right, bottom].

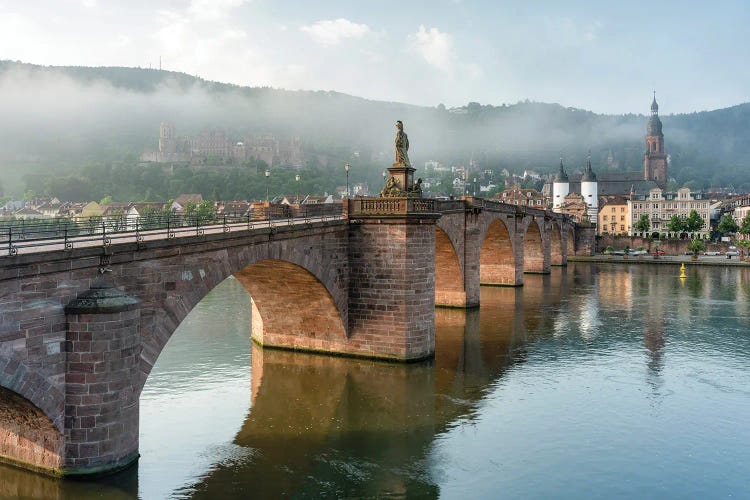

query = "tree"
[[717, 213, 738, 235], [684, 210, 705, 233], [739, 214, 750, 237], [195, 200, 217, 225], [688, 239, 705, 256], [737, 239, 750, 260], [633, 214, 650, 233], [666, 215, 684, 234]]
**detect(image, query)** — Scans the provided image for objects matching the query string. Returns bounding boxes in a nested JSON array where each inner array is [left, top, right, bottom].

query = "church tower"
[[643, 93, 667, 188]]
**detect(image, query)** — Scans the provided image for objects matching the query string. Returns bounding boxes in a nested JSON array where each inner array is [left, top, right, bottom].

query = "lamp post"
[[345, 163, 351, 198], [265, 169, 270, 203], [473, 177, 477, 197], [295, 174, 301, 204]]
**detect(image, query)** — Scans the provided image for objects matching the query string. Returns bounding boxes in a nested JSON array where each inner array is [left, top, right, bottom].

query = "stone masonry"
[[0, 198, 582, 476]]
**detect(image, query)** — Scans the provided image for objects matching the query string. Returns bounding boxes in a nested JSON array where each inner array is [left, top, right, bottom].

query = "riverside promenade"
[[570, 255, 750, 267]]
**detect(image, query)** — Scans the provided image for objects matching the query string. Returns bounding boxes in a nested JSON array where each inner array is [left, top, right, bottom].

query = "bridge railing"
[[347, 197, 436, 215], [1, 204, 344, 257]]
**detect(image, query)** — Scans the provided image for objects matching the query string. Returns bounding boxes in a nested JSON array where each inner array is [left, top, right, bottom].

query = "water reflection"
[[3, 264, 750, 498]]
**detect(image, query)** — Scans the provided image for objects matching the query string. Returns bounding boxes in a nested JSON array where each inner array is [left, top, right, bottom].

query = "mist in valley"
[[1, 61, 749, 198]]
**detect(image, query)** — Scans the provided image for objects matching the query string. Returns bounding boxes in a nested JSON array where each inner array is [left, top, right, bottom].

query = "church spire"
[[555, 155, 568, 182], [651, 91, 659, 115]]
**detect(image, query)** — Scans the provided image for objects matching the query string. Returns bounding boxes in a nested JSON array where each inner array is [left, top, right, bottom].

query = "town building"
[[557, 192, 589, 222], [494, 185, 548, 208], [629, 187, 710, 238], [598, 195, 630, 235], [546, 95, 668, 200]]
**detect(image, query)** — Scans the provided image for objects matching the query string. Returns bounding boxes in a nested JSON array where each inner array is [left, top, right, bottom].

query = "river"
[[2, 263, 750, 498]]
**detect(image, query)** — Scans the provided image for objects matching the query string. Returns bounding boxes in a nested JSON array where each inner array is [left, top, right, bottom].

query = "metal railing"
[[2, 204, 343, 257]]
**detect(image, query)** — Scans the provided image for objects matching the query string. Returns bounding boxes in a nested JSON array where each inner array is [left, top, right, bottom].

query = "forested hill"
[[2, 60, 750, 191]]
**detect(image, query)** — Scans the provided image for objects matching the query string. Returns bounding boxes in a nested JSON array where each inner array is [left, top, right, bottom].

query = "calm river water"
[[2, 263, 750, 499]]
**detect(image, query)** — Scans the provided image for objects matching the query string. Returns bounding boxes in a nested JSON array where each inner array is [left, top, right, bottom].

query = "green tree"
[[717, 213, 738, 235], [684, 210, 705, 233], [688, 239, 705, 256], [739, 213, 750, 237], [195, 200, 217, 225], [633, 214, 650, 233], [666, 215, 684, 234], [737, 239, 750, 260]]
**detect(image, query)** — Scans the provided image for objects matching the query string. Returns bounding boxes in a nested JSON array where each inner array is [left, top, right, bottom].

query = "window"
[[621, 207, 625, 213], [620, 216, 625, 221], [603, 215, 608, 221], [620, 225, 625, 231], [611, 207, 615, 213]]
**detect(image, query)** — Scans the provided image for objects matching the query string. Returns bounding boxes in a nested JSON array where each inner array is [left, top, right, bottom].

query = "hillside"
[[1, 60, 750, 195]]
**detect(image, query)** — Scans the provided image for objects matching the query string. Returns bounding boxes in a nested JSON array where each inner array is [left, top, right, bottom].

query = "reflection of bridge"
[[184, 275, 569, 498], [0, 197, 590, 476]]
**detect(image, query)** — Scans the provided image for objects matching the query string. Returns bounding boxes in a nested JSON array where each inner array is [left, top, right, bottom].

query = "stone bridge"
[[0, 197, 588, 477]]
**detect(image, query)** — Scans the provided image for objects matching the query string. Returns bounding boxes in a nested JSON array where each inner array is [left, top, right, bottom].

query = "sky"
[[2, 0, 749, 114]]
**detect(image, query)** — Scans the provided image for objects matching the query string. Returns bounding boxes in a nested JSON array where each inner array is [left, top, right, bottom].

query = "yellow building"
[[598, 195, 630, 235]]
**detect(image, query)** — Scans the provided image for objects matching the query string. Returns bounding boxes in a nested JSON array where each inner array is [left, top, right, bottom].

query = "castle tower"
[[159, 121, 177, 156], [644, 93, 667, 188], [552, 157, 569, 211], [581, 153, 598, 223]]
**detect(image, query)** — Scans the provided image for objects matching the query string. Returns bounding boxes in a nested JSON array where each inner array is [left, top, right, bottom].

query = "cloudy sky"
[[3, 0, 749, 114]]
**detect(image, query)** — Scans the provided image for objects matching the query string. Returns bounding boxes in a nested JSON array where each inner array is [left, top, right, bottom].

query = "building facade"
[[495, 185, 548, 208], [629, 187, 710, 238], [598, 196, 630, 235]]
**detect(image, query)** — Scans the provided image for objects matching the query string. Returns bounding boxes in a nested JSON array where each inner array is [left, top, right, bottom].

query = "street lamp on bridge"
[[265, 169, 270, 203], [295, 173, 301, 204], [345, 163, 351, 198]]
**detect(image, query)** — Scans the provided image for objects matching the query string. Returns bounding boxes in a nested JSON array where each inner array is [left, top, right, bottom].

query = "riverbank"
[[569, 255, 750, 266]]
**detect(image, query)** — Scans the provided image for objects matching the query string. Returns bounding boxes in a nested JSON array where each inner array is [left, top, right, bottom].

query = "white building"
[[580, 157, 598, 223], [552, 159, 569, 211]]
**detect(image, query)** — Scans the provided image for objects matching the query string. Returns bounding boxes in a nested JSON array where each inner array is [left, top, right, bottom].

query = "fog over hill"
[[1, 60, 750, 195]]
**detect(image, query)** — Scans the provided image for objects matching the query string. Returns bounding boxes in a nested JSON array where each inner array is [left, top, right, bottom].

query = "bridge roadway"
[[0, 196, 591, 477]]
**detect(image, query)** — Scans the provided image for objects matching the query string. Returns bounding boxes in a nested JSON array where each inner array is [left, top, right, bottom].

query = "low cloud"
[[301, 18, 371, 46], [408, 25, 455, 72]]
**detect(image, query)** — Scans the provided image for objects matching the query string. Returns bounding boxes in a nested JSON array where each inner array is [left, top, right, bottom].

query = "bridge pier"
[[61, 281, 141, 476], [347, 200, 441, 361]]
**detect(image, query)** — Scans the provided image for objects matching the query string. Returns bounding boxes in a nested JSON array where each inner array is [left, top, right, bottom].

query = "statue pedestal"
[[387, 164, 415, 193]]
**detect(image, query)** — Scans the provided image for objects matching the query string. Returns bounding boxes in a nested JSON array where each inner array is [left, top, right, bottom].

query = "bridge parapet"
[[347, 197, 437, 216]]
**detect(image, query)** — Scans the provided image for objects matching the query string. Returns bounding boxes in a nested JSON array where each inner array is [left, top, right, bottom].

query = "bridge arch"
[[234, 260, 347, 348], [523, 219, 547, 273], [136, 234, 349, 393], [479, 218, 517, 286], [551, 222, 564, 266], [0, 354, 65, 433], [435, 227, 466, 307], [0, 385, 63, 473]]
